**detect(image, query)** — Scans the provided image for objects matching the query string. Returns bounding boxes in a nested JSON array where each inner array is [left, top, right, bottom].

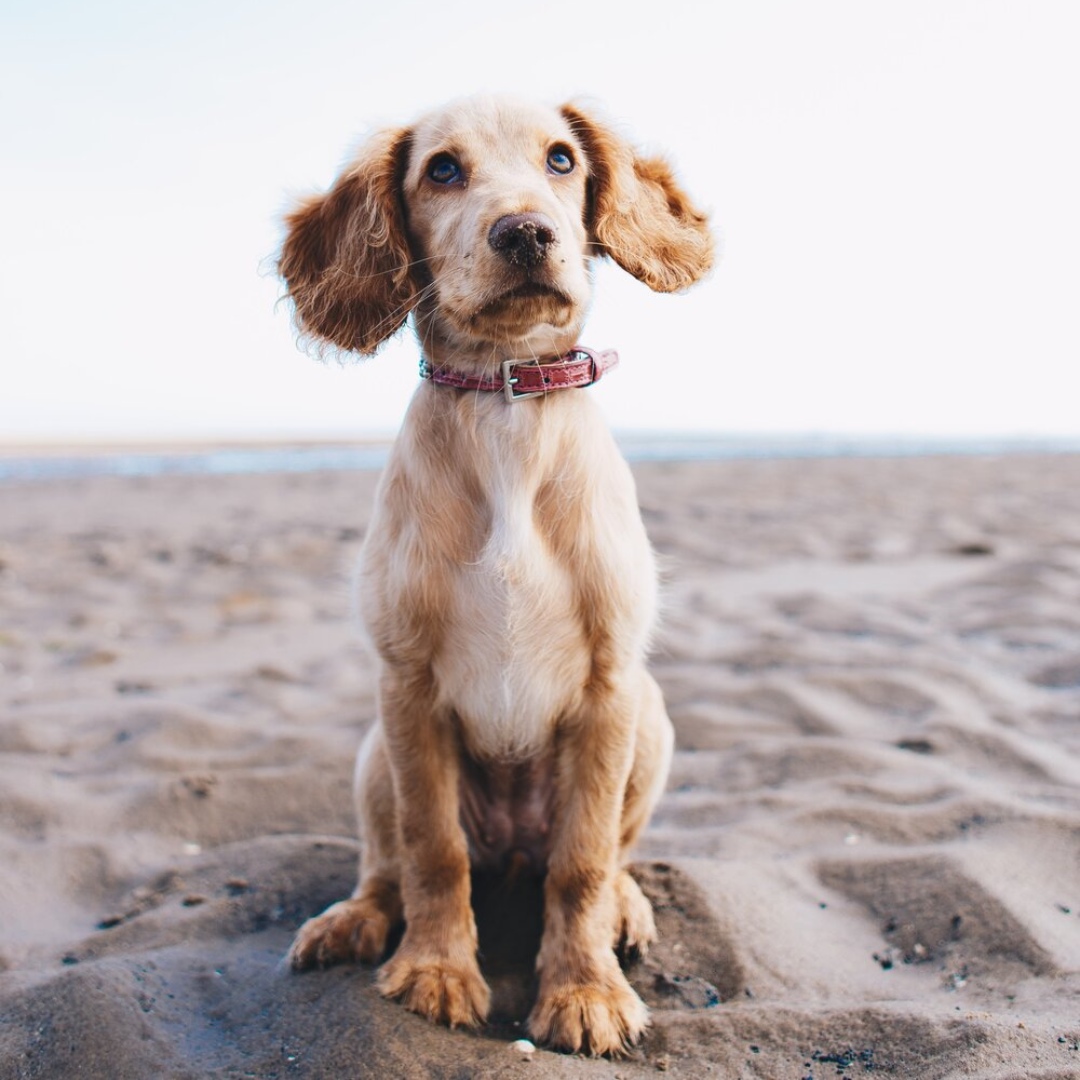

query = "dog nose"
[[487, 213, 558, 269]]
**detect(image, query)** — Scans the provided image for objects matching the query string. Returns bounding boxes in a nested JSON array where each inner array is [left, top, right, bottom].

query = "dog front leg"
[[375, 668, 491, 1028], [529, 684, 648, 1056]]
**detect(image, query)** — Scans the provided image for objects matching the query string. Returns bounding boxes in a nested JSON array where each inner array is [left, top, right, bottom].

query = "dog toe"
[[614, 870, 657, 958], [288, 898, 392, 970], [529, 968, 648, 1056], [378, 949, 491, 1029]]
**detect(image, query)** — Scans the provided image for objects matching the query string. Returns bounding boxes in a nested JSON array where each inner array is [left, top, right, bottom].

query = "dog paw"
[[288, 898, 393, 970], [529, 967, 648, 1056], [614, 870, 657, 958], [377, 947, 491, 1029]]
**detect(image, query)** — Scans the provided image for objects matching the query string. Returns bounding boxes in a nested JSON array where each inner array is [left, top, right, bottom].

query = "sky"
[[2, 0, 1078, 442]]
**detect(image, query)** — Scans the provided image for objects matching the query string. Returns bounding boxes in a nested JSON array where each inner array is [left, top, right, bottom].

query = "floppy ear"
[[278, 127, 417, 356], [561, 104, 714, 293]]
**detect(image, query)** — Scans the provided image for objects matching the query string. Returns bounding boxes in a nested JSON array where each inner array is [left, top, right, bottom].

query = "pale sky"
[[2, 0, 1078, 442]]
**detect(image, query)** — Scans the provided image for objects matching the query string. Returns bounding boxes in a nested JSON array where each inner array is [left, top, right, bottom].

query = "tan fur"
[[280, 95, 712, 1055]]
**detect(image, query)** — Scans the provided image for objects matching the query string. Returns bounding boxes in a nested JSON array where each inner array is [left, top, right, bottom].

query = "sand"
[[1, 453, 1078, 1079]]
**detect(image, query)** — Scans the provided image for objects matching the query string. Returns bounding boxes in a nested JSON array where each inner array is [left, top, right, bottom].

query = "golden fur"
[[279, 95, 713, 1055]]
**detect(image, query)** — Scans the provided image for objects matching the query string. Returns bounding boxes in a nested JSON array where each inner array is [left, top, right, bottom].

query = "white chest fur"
[[433, 445, 590, 760], [360, 387, 658, 763]]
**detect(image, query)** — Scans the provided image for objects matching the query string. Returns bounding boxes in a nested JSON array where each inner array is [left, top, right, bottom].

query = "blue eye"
[[546, 146, 574, 175], [427, 155, 461, 184]]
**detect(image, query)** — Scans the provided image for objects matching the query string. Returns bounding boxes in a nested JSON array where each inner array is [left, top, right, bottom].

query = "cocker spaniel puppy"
[[279, 95, 713, 1055]]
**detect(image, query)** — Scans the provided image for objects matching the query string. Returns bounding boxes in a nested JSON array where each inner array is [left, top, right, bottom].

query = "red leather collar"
[[420, 346, 618, 402]]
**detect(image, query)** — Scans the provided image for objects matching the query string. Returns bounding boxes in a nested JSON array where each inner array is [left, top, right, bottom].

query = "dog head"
[[278, 96, 714, 366]]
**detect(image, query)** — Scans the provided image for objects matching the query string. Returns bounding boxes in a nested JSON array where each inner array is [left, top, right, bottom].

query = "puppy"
[[279, 95, 713, 1055]]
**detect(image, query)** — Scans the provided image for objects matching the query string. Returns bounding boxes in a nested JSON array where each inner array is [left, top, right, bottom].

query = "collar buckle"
[[501, 358, 545, 403]]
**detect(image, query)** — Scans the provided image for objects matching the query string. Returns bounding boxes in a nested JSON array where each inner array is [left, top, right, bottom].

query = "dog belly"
[[458, 749, 557, 874]]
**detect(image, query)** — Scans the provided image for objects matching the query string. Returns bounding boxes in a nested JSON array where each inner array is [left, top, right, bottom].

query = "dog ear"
[[561, 105, 714, 293], [278, 128, 417, 356]]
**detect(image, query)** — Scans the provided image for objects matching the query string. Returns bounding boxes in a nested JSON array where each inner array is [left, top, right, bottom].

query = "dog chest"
[[434, 493, 592, 760], [361, 392, 657, 760]]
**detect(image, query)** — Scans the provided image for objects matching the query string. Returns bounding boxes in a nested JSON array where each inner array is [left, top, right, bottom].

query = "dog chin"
[[468, 284, 581, 336]]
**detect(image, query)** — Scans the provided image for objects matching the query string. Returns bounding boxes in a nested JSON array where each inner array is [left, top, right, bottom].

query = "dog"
[[278, 95, 713, 1055]]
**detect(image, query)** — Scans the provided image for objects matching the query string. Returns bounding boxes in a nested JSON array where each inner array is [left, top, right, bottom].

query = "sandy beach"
[[1, 452, 1078, 1079]]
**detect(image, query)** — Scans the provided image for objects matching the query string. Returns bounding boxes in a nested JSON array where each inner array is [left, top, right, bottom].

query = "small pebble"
[[510, 1039, 535, 1055]]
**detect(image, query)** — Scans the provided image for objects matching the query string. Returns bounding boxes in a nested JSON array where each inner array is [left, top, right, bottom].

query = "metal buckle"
[[501, 358, 545, 403]]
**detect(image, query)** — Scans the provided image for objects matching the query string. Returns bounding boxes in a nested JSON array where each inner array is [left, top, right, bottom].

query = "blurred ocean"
[[2, 434, 1079, 483]]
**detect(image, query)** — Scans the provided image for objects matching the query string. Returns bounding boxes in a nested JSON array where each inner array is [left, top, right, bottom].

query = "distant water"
[[0, 444, 394, 483], [2, 435, 1079, 483]]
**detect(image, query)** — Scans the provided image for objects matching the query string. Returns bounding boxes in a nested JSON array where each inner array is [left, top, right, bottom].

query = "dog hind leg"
[[288, 723, 403, 969]]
